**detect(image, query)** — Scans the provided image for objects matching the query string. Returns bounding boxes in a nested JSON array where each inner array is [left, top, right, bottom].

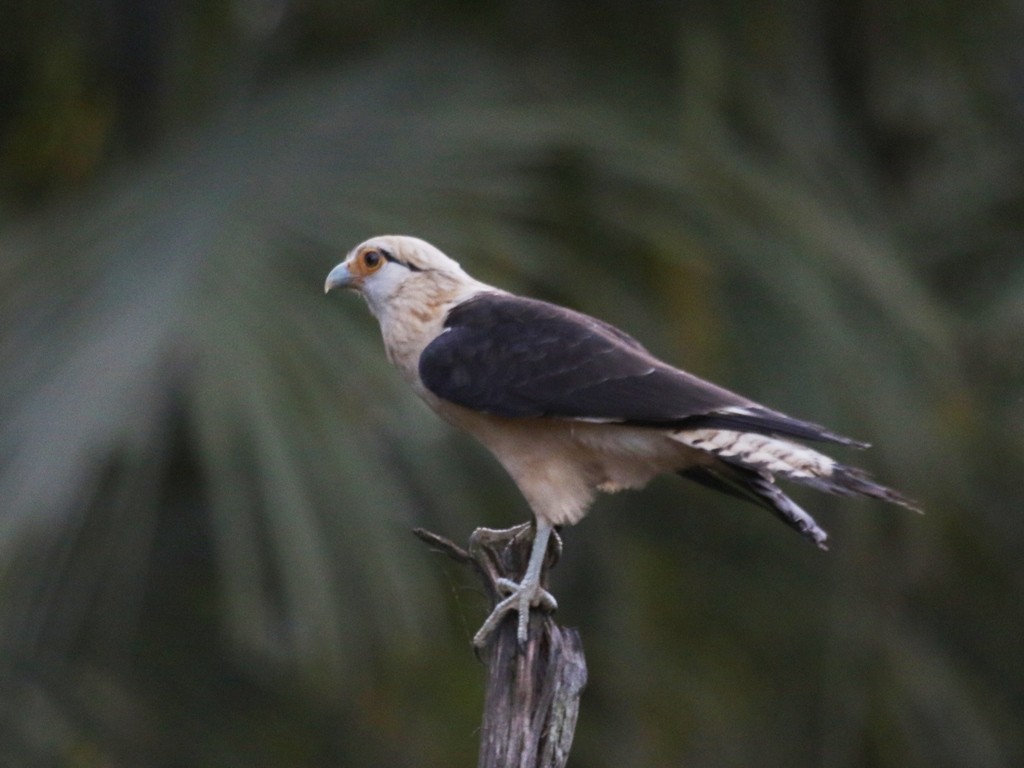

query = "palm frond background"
[[1, 2, 1022, 766]]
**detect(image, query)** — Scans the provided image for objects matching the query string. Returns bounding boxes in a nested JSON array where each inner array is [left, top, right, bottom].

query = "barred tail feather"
[[679, 465, 830, 550], [795, 463, 922, 512], [674, 428, 921, 514]]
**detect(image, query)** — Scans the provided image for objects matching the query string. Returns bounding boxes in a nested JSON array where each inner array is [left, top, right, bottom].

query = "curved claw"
[[494, 577, 519, 597], [472, 522, 559, 648], [473, 577, 558, 647]]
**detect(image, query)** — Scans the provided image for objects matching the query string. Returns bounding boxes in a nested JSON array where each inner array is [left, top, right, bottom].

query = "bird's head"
[[324, 235, 477, 318]]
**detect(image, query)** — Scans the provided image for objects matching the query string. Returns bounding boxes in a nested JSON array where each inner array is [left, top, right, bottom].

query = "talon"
[[473, 522, 559, 648], [494, 577, 519, 596], [535, 590, 558, 613], [549, 527, 563, 565], [469, 523, 533, 550], [472, 577, 558, 648]]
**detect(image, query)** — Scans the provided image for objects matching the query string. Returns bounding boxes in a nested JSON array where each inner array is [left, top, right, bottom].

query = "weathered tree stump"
[[413, 524, 587, 768]]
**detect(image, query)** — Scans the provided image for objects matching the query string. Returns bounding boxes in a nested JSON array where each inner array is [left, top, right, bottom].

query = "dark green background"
[[1, 1, 1022, 766]]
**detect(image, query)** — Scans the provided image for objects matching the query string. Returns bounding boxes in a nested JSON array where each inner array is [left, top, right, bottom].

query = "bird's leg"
[[472, 521, 558, 648]]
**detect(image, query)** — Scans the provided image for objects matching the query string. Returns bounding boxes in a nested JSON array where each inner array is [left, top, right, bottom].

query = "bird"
[[324, 235, 918, 646]]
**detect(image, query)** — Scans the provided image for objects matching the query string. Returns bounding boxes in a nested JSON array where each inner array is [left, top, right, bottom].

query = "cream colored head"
[[324, 235, 474, 318]]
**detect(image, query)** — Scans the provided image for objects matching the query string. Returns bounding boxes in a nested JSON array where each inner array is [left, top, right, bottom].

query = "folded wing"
[[419, 292, 862, 447]]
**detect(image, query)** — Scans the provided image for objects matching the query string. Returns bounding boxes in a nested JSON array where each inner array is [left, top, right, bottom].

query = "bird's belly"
[[427, 402, 688, 526], [569, 423, 680, 493]]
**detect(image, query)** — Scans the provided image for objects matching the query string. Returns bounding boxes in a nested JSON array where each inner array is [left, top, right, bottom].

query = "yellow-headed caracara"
[[325, 235, 918, 646]]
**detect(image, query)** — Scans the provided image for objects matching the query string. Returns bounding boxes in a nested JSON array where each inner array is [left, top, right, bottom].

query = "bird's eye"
[[361, 249, 384, 271]]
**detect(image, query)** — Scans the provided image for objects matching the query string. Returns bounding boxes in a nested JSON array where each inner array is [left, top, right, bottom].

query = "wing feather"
[[419, 293, 860, 446]]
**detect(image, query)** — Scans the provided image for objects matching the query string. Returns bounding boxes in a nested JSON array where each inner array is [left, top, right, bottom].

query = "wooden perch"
[[413, 525, 588, 768]]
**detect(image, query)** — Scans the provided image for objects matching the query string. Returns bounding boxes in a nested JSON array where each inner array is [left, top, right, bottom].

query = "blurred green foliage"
[[1, 1, 1022, 766]]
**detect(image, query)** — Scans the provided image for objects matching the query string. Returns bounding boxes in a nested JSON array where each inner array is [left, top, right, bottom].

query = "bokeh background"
[[1, 1, 1022, 766]]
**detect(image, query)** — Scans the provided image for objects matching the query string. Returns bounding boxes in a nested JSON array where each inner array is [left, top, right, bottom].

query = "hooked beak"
[[324, 262, 357, 294]]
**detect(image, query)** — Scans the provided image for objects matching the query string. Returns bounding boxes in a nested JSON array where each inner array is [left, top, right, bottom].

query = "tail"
[[674, 428, 920, 548], [797, 461, 921, 512], [680, 463, 831, 550]]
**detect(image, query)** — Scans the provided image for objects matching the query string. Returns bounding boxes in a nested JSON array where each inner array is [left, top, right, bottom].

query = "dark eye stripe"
[[379, 248, 424, 272]]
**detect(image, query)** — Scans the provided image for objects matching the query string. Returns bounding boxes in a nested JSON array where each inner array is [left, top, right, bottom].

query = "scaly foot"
[[473, 574, 558, 647], [472, 522, 558, 647]]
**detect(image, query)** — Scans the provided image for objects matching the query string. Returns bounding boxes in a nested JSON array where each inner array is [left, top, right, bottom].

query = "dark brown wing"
[[418, 293, 862, 446]]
